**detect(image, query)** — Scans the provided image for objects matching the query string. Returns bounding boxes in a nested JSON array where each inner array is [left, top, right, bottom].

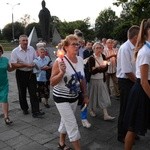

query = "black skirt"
[[123, 79, 150, 136]]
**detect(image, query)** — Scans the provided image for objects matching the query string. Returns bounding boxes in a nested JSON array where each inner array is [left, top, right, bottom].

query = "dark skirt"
[[123, 79, 150, 136], [37, 81, 50, 99]]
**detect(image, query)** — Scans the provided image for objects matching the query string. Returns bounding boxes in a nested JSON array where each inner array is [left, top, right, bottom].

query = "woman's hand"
[[58, 61, 66, 74], [41, 66, 50, 70], [99, 64, 106, 68], [7, 64, 15, 72], [50, 60, 66, 86], [83, 96, 89, 105], [110, 54, 117, 58]]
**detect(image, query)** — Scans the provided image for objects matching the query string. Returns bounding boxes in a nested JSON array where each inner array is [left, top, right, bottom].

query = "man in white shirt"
[[116, 26, 140, 143], [10, 35, 45, 118], [104, 39, 120, 98]]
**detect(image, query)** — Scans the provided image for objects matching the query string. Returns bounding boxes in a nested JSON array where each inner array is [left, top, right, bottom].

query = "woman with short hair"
[[50, 34, 88, 150], [88, 42, 115, 121]]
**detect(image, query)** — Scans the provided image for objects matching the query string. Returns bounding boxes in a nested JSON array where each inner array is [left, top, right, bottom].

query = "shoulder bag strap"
[[93, 55, 101, 66], [93, 55, 106, 82], [64, 56, 80, 82]]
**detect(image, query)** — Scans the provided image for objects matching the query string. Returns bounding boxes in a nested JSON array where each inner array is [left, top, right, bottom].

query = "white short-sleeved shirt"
[[116, 40, 136, 78], [136, 44, 150, 79], [10, 45, 36, 71]]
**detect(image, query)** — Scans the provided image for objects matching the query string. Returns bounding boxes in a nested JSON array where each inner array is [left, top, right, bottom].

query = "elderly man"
[[10, 34, 45, 118]]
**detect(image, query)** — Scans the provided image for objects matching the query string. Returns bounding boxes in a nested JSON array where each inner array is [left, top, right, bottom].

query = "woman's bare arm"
[[50, 60, 66, 86], [140, 64, 150, 98]]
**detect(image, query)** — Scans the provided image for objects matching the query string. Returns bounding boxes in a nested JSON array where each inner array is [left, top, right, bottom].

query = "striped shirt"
[[53, 56, 85, 101]]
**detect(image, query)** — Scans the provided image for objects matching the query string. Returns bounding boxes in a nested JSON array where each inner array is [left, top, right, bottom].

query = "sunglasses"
[[0, 50, 3, 53], [70, 43, 80, 47]]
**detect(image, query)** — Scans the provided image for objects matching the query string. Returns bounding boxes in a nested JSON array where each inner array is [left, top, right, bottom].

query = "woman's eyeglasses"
[[70, 43, 80, 47]]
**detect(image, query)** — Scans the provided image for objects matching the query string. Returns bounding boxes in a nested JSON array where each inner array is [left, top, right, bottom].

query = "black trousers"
[[16, 69, 40, 114], [117, 78, 134, 139]]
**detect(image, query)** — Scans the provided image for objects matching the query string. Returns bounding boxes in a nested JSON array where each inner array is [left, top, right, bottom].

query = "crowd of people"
[[1, 18, 150, 150]]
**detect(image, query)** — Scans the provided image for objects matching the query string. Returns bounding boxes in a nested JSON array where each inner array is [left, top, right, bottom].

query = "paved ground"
[[0, 49, 150, 150]]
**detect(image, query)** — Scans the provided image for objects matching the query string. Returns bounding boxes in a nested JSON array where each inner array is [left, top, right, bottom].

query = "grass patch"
[[0, 42, 18, 51]]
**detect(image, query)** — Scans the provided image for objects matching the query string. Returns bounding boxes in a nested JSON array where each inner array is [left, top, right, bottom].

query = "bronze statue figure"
[[38, 0, 53, 42]]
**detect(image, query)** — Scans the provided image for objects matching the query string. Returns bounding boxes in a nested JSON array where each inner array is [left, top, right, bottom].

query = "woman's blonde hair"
[[135, 19, 150, 59], [62, 35, 78, 46], [61, 34, 78, 52]]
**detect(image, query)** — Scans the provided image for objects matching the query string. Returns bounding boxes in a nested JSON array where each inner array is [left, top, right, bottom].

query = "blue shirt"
[[33, 56, 52, 82]]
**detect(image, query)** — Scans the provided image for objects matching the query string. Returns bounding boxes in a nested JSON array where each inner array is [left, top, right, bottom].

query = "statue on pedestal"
[[38, 0, 53, 42]]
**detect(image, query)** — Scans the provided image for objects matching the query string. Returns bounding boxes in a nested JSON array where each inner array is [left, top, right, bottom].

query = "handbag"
[[46, 69, 51, 80], [78, 91, 84, 105], [64, 56, 84, 105], [84, 59, 91, 83]]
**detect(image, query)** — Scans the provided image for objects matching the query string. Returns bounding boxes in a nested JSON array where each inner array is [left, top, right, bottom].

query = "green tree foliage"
[[130, 0, 150, 24], [112, 0, 150, 42], [114, 0, 150, 25], [25, 23, 41, 37], [0, 29, 2, 39], [2, 22, 25, 41], [57, 18, 95, 41], [52, 16, 61, 24], [112, 20, 131, 42], [113, 0, 128, 7], [95, 8, 118, 40]]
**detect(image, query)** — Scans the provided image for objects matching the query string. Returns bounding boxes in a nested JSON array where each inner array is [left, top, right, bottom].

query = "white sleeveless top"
[[53, 55, 85, 100]]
